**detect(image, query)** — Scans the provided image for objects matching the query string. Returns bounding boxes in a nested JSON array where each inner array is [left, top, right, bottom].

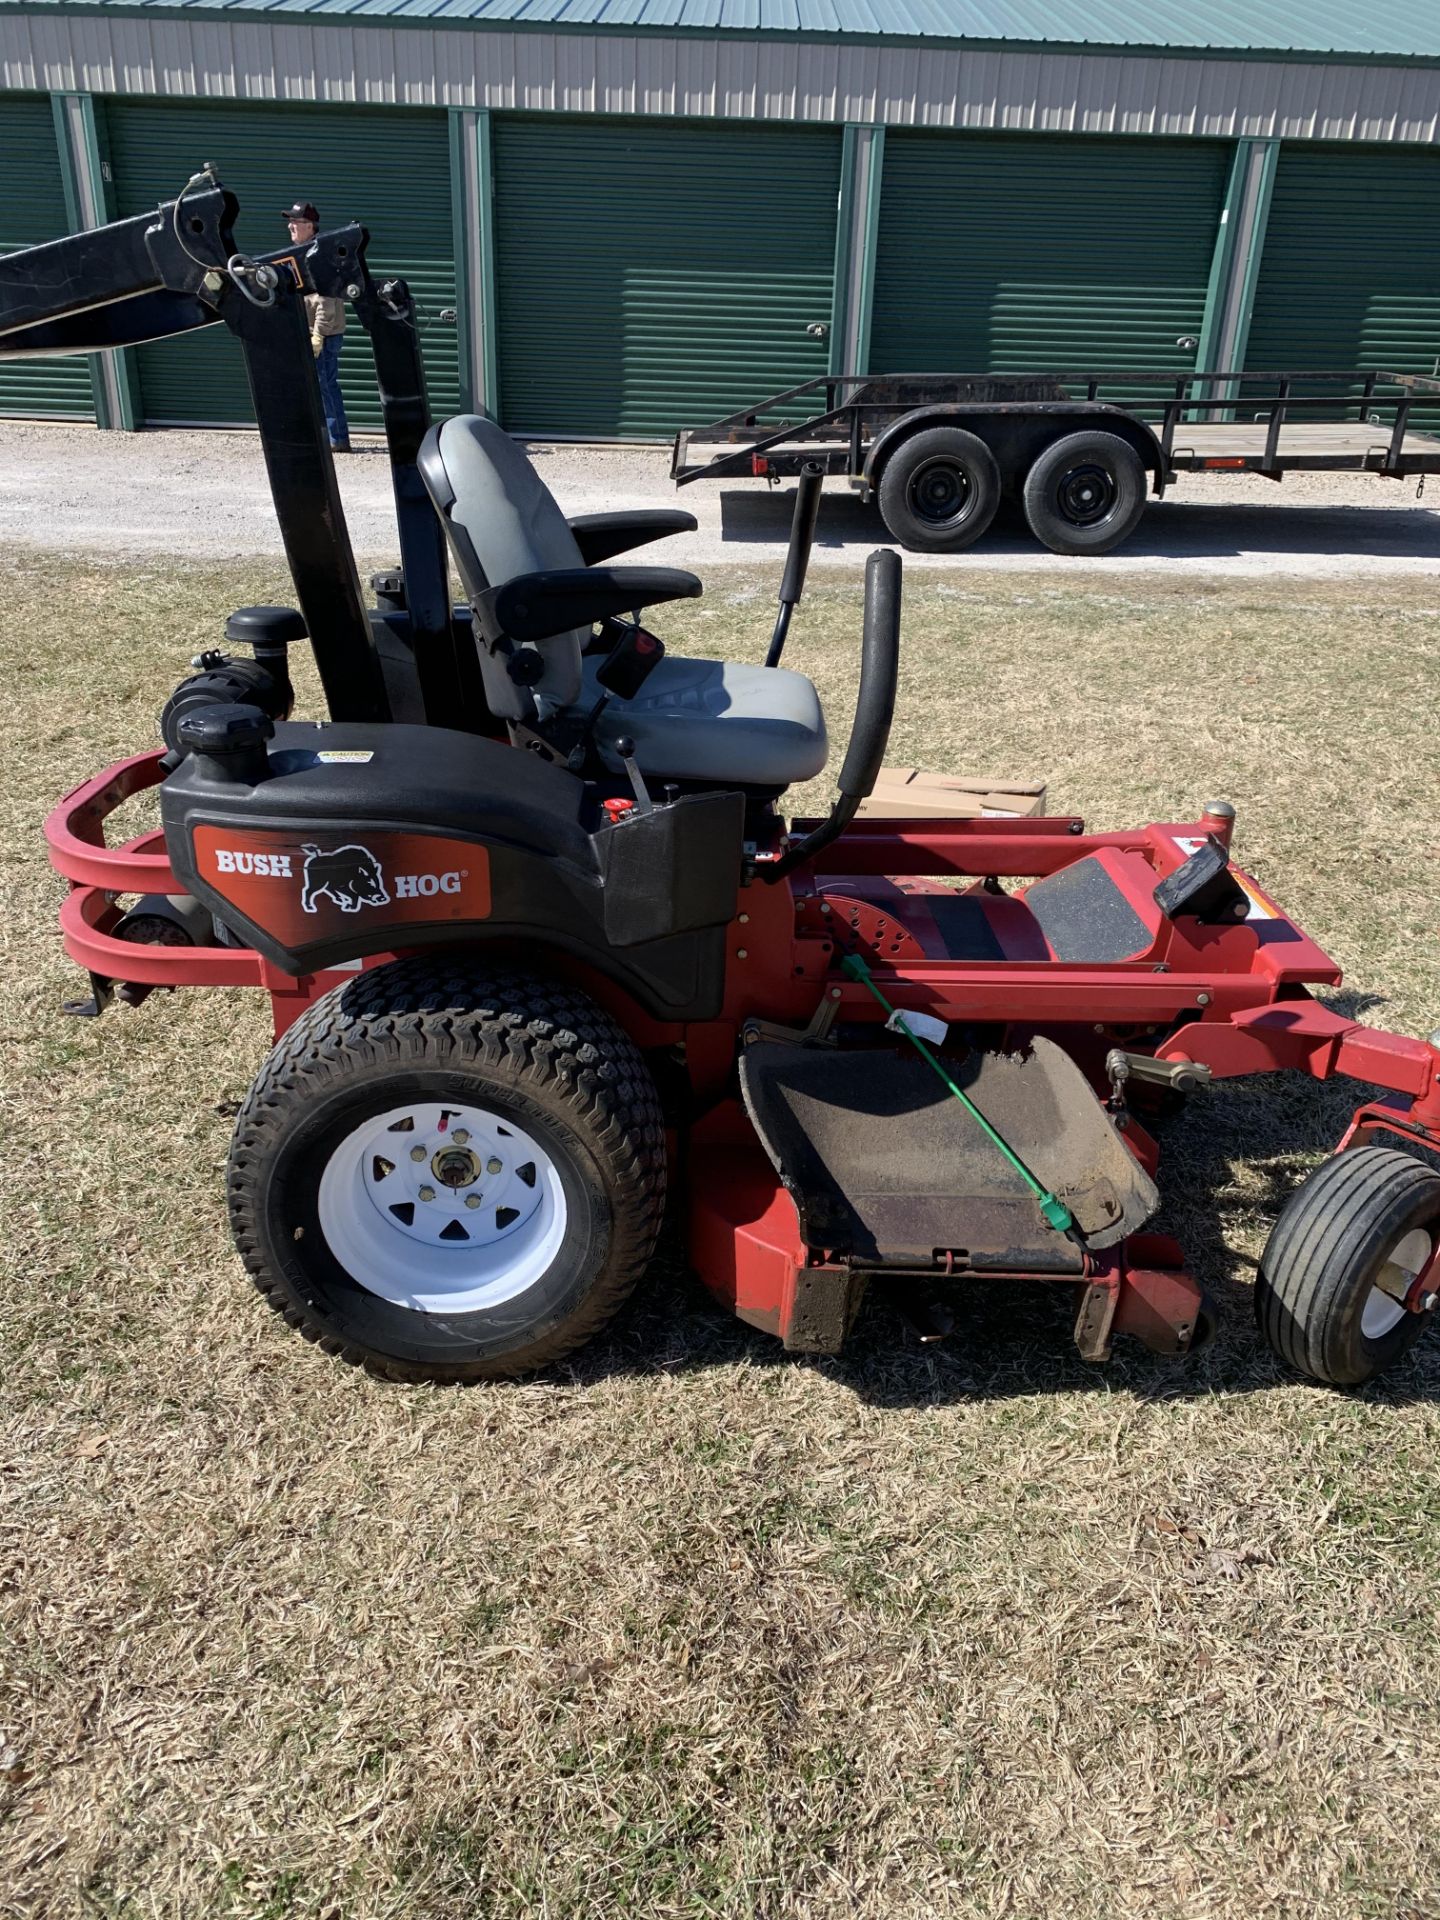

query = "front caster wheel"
[[228, 958, 666, 1382], [1255, 1146, 1440, 1386]]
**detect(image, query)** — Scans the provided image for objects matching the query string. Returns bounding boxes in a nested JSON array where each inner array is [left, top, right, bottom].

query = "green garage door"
[[102, 99, 460, 430], [1247, 144, 1440, 381], [492, 116, 842, 437], [0, 93, 96, 419], [871, 132, 1230, 383]]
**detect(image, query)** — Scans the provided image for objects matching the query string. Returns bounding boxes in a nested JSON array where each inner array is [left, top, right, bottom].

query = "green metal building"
[[1, 0, 1438, 435]]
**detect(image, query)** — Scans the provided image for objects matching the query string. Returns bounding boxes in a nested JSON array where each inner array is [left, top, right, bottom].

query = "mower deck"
[[739, 1038, 1157, 1261]]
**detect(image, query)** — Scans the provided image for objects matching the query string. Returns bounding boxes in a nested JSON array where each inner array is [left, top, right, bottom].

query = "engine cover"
[[159, 719, 743, 1020]]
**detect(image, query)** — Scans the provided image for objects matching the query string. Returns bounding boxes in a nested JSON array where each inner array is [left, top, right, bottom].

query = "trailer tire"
[[1254, 1146, 1440, 1387], [228, 956, 666, 1383], [1022, 430, 1147, 556], [876, 427, 1001, 553]]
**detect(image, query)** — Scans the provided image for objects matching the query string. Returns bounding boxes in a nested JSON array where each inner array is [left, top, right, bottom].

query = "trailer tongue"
[[9, 172, 1440, 1389]]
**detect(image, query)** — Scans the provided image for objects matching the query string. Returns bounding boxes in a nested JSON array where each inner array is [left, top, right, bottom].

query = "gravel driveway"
[[4, 419, 1440, 578]]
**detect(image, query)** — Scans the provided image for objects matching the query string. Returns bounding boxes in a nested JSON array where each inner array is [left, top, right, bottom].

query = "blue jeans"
[[315, 333, 350, 448]]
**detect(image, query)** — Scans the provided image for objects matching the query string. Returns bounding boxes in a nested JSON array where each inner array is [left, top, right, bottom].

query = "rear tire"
[[876, 427, 1002, 553], [228, 957, 666, 1382], [1022, 430, 1147, 556], [1255, 1146, 1440, 1386]]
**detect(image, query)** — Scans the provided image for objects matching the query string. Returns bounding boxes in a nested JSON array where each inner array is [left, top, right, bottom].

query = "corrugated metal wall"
[[101, 97, 461, 429], [491, 115, 841, 436], [0, 92, 96, 418], [3, 12, 1437, 146], [1246, 142, 1440, 387], [870, 131, 1230, 388]]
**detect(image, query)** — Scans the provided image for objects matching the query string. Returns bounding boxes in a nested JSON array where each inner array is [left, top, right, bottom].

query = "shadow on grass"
[[717, 486, 1440, 563], [569, 994, 1440, 1410]]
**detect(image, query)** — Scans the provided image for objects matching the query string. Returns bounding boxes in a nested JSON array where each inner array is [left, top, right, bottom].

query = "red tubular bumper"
[[58, 882, 267, 989], [45, 752, 392, 1036], [45, 749, 267, 992], [46, 751, 175, 892]]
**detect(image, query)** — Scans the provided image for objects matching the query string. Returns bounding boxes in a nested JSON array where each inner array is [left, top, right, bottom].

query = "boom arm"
[[0, 178, 237, 353], [0, 169, 458, 730]]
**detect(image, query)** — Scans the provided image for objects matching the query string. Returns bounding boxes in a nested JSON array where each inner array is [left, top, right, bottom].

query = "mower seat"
[[578, 651, 826, 786], [419, 414, 828, 789]]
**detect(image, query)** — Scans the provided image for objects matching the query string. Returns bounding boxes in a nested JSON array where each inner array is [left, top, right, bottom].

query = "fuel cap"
[[176, 702, 275, 755]]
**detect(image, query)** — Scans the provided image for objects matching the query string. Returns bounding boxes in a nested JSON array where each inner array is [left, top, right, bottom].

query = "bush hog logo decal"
[[215, 848, 294, 878], [300, 843, 390, 914], [193, 826, 490, 947]]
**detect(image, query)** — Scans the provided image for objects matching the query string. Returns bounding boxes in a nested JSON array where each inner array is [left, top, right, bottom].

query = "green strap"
[[840, 952, 1076, 1236]]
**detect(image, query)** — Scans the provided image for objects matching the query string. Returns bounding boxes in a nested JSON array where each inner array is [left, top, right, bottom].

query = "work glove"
[[311, 334, 323, 358]]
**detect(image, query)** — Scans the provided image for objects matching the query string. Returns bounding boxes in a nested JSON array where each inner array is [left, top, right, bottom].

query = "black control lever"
[[762, 548, 900, 883], [613, 736, 654, 815], [765, 461, 825, 668]]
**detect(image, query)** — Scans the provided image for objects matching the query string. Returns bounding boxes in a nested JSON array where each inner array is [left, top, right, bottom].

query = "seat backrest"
[[418, 414, 586, 718]]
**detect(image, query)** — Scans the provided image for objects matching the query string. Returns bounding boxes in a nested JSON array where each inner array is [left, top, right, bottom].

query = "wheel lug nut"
[[418, 1186, 435, 1202], [487, 1156, 502, 1174], [465, 1193, 482, 1209], [452, 1129, 469, 1146], [409, 1145, 427, 1163]]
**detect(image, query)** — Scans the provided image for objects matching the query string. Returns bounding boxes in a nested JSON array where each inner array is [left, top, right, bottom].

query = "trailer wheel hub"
[[317, 1100, 567, 1312], [1055, 462, 1118, 527], [907, 457, 972, 527]]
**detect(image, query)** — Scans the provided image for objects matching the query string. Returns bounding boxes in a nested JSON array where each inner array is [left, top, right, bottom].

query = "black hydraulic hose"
[[764, 461, 826, 667], [763, 547, 901, 883]]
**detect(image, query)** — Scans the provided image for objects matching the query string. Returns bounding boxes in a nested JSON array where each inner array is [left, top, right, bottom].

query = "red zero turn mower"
[[12, 175, 1440, 1387]]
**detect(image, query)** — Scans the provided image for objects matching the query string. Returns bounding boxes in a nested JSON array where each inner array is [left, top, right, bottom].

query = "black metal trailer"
[[671, 369, 1440, 556]]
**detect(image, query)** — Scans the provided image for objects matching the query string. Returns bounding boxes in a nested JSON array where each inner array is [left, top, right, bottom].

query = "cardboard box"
[[856, 765, 1047, 821]]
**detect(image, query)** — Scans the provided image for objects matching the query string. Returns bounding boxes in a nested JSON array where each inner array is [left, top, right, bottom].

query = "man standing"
[[281, 200, 351, 453]]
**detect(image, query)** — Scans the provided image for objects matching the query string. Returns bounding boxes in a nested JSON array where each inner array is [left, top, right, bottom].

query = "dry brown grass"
[[4, 549, 1440, 1920]]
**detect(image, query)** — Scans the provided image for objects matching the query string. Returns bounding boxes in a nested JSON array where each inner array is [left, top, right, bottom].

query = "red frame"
[[45, 752, 1440, 1359]]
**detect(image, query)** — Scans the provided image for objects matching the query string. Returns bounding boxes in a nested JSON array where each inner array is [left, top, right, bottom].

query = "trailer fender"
[[864, 404, 1166, 499]]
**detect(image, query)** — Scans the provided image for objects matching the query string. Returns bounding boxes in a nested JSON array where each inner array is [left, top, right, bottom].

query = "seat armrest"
[[477, 566, 702, 645], [566, 509, 698, 565]]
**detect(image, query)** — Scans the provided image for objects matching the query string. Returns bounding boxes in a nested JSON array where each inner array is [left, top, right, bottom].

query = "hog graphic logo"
[[300, 842, 390, 914]]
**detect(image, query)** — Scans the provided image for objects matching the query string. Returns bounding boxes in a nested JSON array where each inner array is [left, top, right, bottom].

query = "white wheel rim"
[[1361, 1226, 1432, 1341], [317, 1101, 568, 1313]]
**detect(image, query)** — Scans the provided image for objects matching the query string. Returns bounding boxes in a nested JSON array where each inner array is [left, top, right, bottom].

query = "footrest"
[[739, 1037, 1158, 1264]]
